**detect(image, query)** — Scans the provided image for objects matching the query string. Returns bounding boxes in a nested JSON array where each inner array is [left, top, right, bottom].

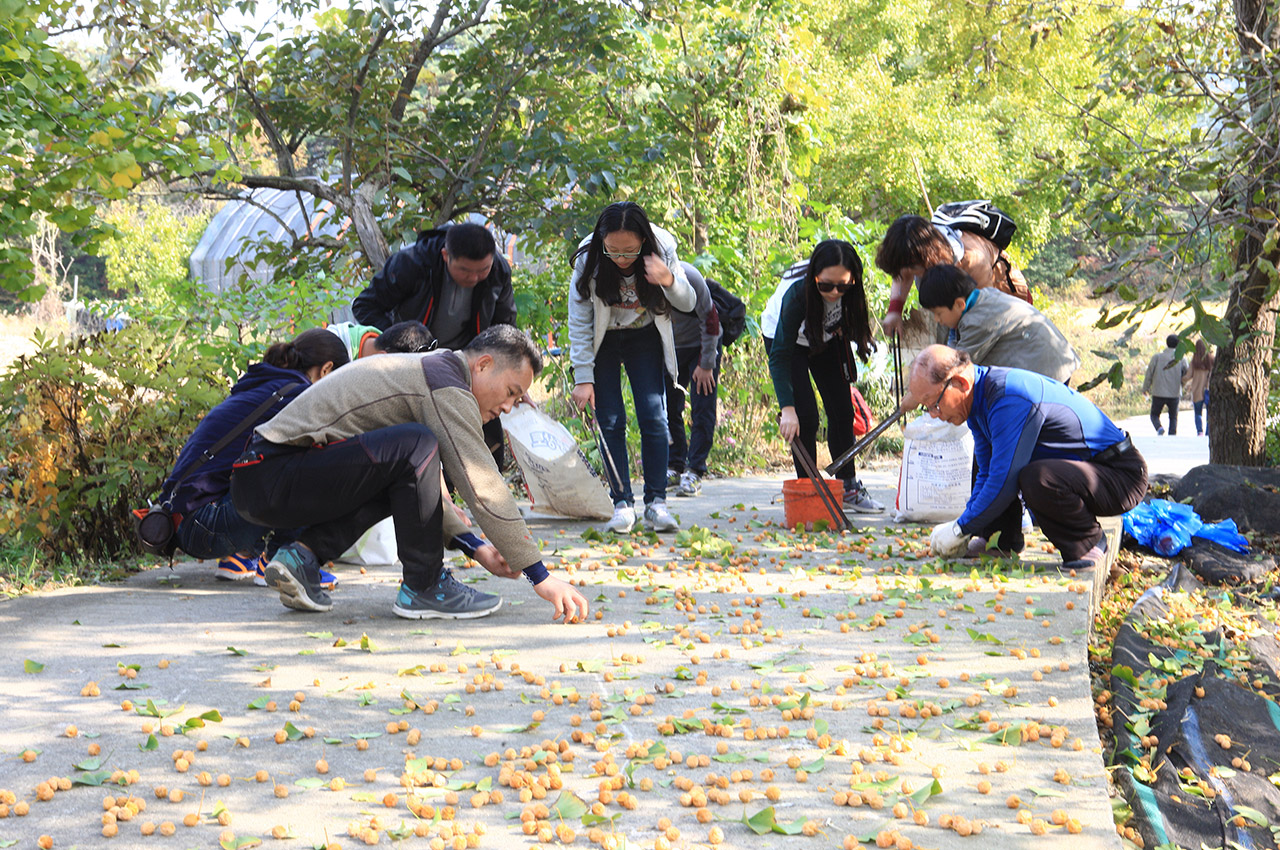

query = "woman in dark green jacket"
[[767, 240, 882, 513]]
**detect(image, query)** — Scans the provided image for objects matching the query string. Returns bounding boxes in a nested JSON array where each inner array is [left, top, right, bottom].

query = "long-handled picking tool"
[[789, 438, 851, 532]]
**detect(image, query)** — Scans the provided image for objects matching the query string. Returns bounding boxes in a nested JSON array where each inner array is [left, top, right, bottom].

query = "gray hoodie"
[[670, 262, 721, 370]]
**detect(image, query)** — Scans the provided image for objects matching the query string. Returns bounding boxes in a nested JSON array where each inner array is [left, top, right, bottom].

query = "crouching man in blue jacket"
[[909, 345, 1147, 570]]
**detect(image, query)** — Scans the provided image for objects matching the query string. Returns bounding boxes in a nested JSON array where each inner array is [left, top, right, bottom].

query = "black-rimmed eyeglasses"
[[927, 378, 953, 415]]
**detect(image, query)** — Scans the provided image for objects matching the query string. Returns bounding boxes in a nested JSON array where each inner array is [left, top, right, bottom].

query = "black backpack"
[[705, 277, 746, 347], [932, 200, 1017, 251]]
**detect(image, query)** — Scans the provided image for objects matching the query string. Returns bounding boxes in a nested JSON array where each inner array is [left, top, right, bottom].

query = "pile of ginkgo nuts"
[[0, 517, 1116, 849]]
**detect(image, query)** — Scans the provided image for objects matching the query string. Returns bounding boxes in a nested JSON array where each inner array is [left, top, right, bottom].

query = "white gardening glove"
[[930, 521, 970, 558]]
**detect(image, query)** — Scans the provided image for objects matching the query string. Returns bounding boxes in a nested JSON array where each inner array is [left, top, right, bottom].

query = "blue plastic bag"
[[1193, 516, 1250, 552], [1123, 499, 1250, 557]]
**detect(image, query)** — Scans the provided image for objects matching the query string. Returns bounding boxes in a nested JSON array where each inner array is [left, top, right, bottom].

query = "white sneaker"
[[644, 500, 678, 532], [676, 470, 701, 497], [606, 502, 636, 534]]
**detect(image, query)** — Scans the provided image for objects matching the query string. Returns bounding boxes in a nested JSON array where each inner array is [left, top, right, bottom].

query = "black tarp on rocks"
[[1109, 564, 1280, 850]]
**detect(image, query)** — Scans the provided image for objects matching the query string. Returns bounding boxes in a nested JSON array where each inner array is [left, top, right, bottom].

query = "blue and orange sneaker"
[[217, 552, 259, 581], [256, 555, 336, 590]]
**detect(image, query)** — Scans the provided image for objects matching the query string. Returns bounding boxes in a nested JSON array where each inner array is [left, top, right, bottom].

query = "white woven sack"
[[894, 414, 974, 523], [501, 405, 613, 520]]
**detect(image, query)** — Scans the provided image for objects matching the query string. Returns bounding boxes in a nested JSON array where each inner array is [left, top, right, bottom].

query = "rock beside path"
[[1179, 539, 1277, 585], [1172, 465, 1280, 535]]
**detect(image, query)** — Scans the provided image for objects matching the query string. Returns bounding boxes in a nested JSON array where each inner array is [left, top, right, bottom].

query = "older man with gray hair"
[[908, 344, 1147, 570]]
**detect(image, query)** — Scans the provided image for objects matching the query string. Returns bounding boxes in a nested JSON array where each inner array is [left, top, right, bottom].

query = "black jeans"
[[762, 337, 856, 481], [1150, 396, 1178, 434], [975, 446, 1148, 562], [231, 424, 445, 592], [665, 345, 720, 476]]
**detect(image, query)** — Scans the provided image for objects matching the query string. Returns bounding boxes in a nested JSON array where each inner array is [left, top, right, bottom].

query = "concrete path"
[[1115, 413, 1209, 477], [0, 430, 1197, 850]]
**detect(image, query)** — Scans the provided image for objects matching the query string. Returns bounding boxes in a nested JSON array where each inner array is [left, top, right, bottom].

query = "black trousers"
[[976, 446, 1148, 562], [665, 345, 721, 476], [763, 337, 855, 481], [1150, 397, 1178, 434], [231, 424, 445, 592]]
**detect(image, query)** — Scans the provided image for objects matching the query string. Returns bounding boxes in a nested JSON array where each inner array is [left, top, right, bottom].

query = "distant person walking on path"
[[164, 329, 349, 584], [1188, 340, 1213, 437], [917, 264, 1078, 382], [913, 345, 1147, 569], [352, 222, 516, 466], [766, 239, 883, 513], [1143, 335, 1189, 436], [231, 326, 588, 623], [664, 262, 723, 498], [567, 202, 695, 534]]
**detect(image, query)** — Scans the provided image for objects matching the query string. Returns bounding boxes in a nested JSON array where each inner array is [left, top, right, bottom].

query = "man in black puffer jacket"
[[353, 222, 518, 464]]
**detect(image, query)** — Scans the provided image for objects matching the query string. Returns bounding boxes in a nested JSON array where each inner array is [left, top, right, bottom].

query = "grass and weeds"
[[0, 538, 156, 600]]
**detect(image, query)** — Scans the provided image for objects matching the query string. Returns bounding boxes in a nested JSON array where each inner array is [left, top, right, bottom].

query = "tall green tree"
[[1057, 0, 1279, 465], [0, 0, 204, 299], [570, 0, 829, 290], [808, 0, 1131, 248], [93, 0, 628, 279]]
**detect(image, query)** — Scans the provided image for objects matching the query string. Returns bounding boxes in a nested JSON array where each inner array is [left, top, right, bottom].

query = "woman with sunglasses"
[[568, 202, 696, 533], [767, 239, 883, 513]]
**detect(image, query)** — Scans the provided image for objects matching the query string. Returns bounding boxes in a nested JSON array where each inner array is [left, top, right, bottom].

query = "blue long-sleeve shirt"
[[959, 365, 1128, 534]]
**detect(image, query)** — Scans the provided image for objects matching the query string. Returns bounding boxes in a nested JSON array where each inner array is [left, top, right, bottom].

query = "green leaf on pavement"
[[549, 790, 589, 820]]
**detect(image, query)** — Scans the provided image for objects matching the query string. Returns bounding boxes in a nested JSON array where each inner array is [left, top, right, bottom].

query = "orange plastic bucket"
[[782, 478, 845, 530]]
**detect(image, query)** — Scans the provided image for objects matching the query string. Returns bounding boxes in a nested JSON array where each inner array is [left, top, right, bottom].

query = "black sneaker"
[[392, 569, 502, 620], [262, 544, 332, 612]]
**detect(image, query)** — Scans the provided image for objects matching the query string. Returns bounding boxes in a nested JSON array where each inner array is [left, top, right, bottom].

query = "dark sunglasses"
[[815, 281, 855, 294]]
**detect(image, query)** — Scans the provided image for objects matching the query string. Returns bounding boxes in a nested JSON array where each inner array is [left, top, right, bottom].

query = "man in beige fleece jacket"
[[230, 325, 588, 623]]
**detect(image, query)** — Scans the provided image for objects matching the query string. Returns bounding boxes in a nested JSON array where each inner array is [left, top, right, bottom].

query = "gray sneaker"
[[676, 470, 702, 497], [665, 469, 681, 490], [644, 500, 678, 532], [262, 544, 333, 613], [843, 481, 885, 514], [392, 569, 502, 620]]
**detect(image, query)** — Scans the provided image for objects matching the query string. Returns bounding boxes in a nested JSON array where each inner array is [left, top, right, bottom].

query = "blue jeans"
[[1194, 390, 1208, 435], [595, 323, 669, 506], [666, 345, 720, 476], [176, 492, 291, 560]]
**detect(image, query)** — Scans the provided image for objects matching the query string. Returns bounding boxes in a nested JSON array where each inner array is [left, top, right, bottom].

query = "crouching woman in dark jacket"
[[164, 329, 349, 580]]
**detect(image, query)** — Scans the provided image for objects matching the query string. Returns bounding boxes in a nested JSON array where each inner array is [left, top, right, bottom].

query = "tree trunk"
[[1209, 260, 1279, 465], [350, 182, 390, 272], [1207, 0, 1280, 466]]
